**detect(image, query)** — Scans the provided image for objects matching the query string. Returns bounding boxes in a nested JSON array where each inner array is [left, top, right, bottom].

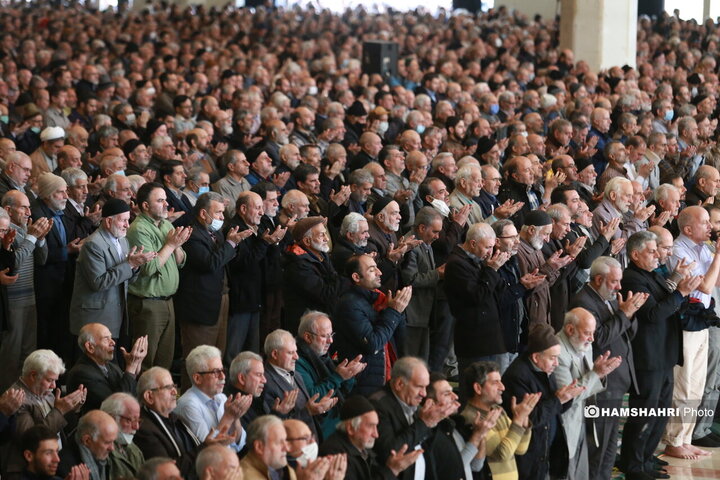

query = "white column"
[[704, 0, 711, 21], [559, 0, 638, 72]]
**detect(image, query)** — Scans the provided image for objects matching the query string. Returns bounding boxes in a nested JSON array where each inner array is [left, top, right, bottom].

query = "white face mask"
[[117, 431, 134, 446], [295, 442, 319, 468], [114, 170, 126, 177], [308, 86, 318, 96], [209, 218, 224, 232], [431, 198, 450, 217], [125, 113, 136, 126], [378, 121, 389, 136]]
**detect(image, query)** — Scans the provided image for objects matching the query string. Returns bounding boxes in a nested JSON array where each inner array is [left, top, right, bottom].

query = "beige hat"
[[37, 172, 67, 199]]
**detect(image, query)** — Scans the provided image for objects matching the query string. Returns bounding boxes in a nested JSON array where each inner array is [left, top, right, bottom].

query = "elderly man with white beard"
[[555, 307, 622, 480], [516, 210, 573, 329], [69, 198, 156, 340], [332, 212, 371, 273], [282, 217, 346, 335], [591, 177, 653, 267], [367, 197, 422, 293]]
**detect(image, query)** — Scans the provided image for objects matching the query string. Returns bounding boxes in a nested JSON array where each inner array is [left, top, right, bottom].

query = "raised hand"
[[450, 204, 471, 226], [593, 350, 622, 377], [0, 388, 24, 416], [418, 398, 454, 428], [387, 242, 408, 263], [65, 463, 90, 480], [226, 226, 254, 244], [387, 286, 412, 313], [165, 226, 192, 249], [546, 249, 573, 270], [520, 269, 546, 289], [295, 456, 330, 480], [386, 444, 423, 477], [204, 425, 235, 446], [335, 355, 366, 380], [599, 217, 621, 241], [563, 235, 587, 258], [650, 210, 672, 227], [262, 224, 287, 244], [634, 204, 655, 222], [677, 274, 703, 297], [84, 204, 103, 225], [272, 171, 291, 188], [673, 258, 697, 278], [617, 291, 649, 318], [555, 379, 586, 403], [27, 217, 53, 240], [485, 250, 511, 271], [272, 389, 298, 414], [511, 392, 541, 427], [128, 245, 157, 268], [167, 207, 185, 223], [54, 385, 87, 414], [0, 268, 18, 286], [120, 335, 148, 375], [1, 228, 16, 250], [67, 237, 84, 255], [324, 453, 348, 480], [329, 186, 351, 206], [224, 393, 253, 418], [494, 199, 524, 219], [610, 237, 626, 256], [307, 390, 337, 416]]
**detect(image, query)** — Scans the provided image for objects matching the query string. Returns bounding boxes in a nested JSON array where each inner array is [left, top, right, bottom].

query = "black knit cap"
[[340, 395, 375, 421], [370, 196, 394, 216], [575, 157, 593, 173], [476, 136, 496, 156], [102, 198, 131, 218], [347, 100, 367, 117], [122, 139, 143, 158], [526, 323, 560, 354]]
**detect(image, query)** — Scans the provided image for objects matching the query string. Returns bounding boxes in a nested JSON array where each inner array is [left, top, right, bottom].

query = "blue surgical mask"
[[198, 186, 210, 195], [209, 218, 224, 232], [114, 170, 126, 177], [415, 124, 426, 134], [490, 103, 500, 115], [664, 109, 674, 122], [0, 115, 7, 124], [30, 126, 41, 134]]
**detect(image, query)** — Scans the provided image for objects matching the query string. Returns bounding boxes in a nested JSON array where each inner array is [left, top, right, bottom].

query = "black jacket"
[[444, 245, 506, 358], [174, 219, 237, 326], [319, 430, 395, 480], [65, 353, 137, 415], [163, 187, 193, 227], [502, 354, 569, 480], [370, 385, 433, 480], [620, 262, 684, 372], [224, 216, 269, 313], [281, 244, 346, 335], [497, 179, 541, 229], [496, 256, 528, 353], [332, 286, 404, 396], [330, 237, 368, 274]]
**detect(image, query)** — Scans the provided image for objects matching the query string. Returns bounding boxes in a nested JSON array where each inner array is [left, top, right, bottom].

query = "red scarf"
[[372, 289, 397, 381]]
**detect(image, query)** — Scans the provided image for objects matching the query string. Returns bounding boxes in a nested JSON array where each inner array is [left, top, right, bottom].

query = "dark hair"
[[293, 164, 319, 184], [425, 372, 447, 401], [21, 425, 57, 455], [461, 361, 500, 400], [136, 182, 164, 212], [172, 95, 191, 109], [550, 184, 577, 205], [251, 181, 280, 200], [344, 254, 365, 279], [160, 160, 183, 181]]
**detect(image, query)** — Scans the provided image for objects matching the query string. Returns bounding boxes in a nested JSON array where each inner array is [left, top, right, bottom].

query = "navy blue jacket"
[[332, 285, 403, 396]]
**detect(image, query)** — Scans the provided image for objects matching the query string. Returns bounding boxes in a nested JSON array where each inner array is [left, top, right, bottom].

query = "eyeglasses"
[[119, 415, 143, 427], [197, 369, 225, 377], [498, 234, 519, 239], [286, 435, 313, 443], [150, 383, 178, 392], [309, 331, 335, 340]]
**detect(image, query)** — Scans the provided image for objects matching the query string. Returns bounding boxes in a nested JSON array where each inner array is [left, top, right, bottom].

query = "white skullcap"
[[40, 126, 65, 142]]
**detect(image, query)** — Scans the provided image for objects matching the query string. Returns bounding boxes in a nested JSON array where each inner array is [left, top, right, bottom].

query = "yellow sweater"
[[462, 404, 532, 480]]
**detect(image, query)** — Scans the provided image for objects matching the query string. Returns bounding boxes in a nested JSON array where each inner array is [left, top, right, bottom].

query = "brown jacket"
[[516, 238, 561, 329], [240, 452, 298, 480]]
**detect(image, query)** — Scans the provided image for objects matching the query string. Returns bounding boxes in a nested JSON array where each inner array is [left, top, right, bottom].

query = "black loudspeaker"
[[362, 41, 398, 79], [453, 0, 482, 13], [638, 0, 664, 17]]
